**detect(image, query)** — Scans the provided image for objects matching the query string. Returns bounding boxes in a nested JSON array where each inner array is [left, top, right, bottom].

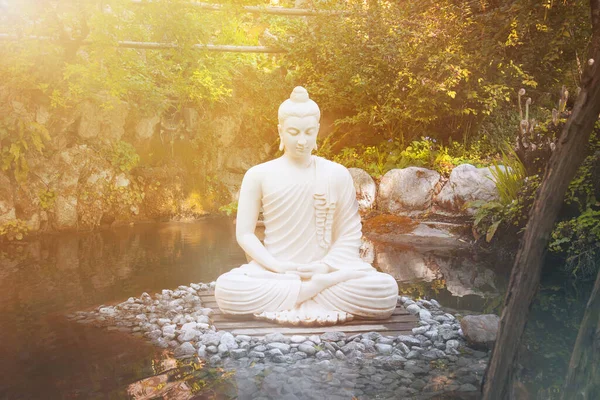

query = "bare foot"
[[254, 299, 354, 326]]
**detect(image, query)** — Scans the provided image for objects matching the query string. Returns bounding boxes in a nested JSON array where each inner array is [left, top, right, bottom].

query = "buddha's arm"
[[236, 167, 283, 273], [321, 168, 372, 271]]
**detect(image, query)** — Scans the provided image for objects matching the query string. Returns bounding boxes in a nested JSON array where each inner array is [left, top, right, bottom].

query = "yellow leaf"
[[486, 221, 501, 242]]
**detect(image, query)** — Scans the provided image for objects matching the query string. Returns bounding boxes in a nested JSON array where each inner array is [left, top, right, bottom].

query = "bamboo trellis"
[[0, 33, 284, 53], [130, 0, 342, 17], [0, 2, 342, 53]]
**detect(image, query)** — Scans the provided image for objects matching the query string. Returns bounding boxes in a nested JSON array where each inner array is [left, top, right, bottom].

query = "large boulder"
[[54, 195, 78, 231], [434, 164, 501, 215], [78, 97, 129, 141], [348, 168, 376, 213], [135, 115, 160, 140], [377, 167, 441, 215], [460, 314, 500, 349]]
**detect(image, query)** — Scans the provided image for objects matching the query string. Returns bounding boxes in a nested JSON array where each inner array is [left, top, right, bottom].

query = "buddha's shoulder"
[[243, 159, 280, 179], [316, 157, 351, 178]]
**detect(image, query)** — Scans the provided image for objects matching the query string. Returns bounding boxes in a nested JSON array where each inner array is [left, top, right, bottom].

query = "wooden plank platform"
[[200, 291, 418, 337]]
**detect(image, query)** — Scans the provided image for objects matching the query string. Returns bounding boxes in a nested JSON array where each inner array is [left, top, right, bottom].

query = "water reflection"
[[365, 238, 508, 313], [127, 358, 236, 399], [0, 218, 245, 399]]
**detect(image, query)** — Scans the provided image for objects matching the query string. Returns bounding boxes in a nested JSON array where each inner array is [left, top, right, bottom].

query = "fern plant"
[[489, 143, 527, 205], [470, 142, 527, 242]]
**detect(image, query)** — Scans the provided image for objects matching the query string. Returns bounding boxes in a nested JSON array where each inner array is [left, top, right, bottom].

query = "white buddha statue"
[[214, 87, 398, 326]]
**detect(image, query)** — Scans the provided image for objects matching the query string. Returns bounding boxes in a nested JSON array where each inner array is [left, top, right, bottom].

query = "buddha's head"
[[278, 86, 320, 159]]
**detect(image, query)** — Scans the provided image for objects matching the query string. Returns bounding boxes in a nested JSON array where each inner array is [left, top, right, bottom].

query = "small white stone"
[[406, 304, 421, 315], [419, 309, 433, 320], [309, 335, 321, 345], [291, 335, 307, 343]]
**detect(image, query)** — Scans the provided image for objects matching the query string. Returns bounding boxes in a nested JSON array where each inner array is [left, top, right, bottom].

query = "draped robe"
[[215, 157, 398, 318]]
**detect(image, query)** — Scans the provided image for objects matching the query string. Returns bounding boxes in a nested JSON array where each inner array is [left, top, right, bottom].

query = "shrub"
[[218, 201, 238, 217], [489, 144, 527, 205], [332, 137, 490, 178], [0, 220, 29, 241], [550, 209, 600, 279], [470, 174, 540, 243], [38, 189, 56, 211], [108, 141, 140, 173]]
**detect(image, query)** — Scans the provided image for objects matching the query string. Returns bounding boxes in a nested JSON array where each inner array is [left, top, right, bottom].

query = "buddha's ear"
[[277, 124, 282, 135]]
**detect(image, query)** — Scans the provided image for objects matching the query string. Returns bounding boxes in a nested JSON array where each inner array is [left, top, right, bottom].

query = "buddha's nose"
[[297, 137, 307, 146]]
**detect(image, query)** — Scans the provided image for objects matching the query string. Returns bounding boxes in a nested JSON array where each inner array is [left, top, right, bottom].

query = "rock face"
[[349, 168, 377, 212], [0, 172, 15, 224], [78, 97, 129, 141], [434, 164, 501, 215], [460, 314, 500, 349], [378, 167, 441, 215], [135, 115, 160, 140], [54, 195, 78, 231]]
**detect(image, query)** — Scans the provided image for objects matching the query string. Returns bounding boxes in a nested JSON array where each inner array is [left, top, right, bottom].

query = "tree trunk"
[[561, 270, 600, 399], [481, 1, 600, 398]]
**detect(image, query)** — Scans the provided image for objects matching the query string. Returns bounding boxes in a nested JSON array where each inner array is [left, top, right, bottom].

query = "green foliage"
[[0, 102, 51, 182], [0, 220, 29, 241], [281, 0, 589, 144], [105, 182, 145, 216], [470, 119, 599, 279], [563, 130, 600, 212], [550, 209, 600, 279], [489, 145, 527, 205], [108, 141, 140, 173], [470, 200, 505, 243], [328, 137, 489, 178], [218, 201, 238, 217], [470, 174, 541, 243], [548, 130, 600, 279], [38, 189, 56, 211]]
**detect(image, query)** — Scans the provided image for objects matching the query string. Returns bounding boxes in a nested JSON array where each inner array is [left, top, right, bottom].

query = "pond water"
[[0, 218, 245, 399], [0, 218, 590, 399]]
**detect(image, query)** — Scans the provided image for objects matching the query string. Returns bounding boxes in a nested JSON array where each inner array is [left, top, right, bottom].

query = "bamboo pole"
[[116, 40, 284, 53], [0, 34, 285, 53], [129, 0, 342, 16]]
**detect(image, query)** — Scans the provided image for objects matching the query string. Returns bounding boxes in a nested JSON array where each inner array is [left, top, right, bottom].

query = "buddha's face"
[[278, 115, 319, 159]]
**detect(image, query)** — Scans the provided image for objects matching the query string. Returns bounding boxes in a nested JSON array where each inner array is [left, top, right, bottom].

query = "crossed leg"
[[254, 270, 369, 326]]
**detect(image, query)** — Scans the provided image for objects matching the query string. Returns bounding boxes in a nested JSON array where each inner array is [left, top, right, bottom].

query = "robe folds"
[[215, 157, 398, 318]]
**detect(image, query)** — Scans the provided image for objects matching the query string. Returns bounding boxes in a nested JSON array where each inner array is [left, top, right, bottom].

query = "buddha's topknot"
[[289, 86, 310, 103], [278, 86, 320, 124]]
